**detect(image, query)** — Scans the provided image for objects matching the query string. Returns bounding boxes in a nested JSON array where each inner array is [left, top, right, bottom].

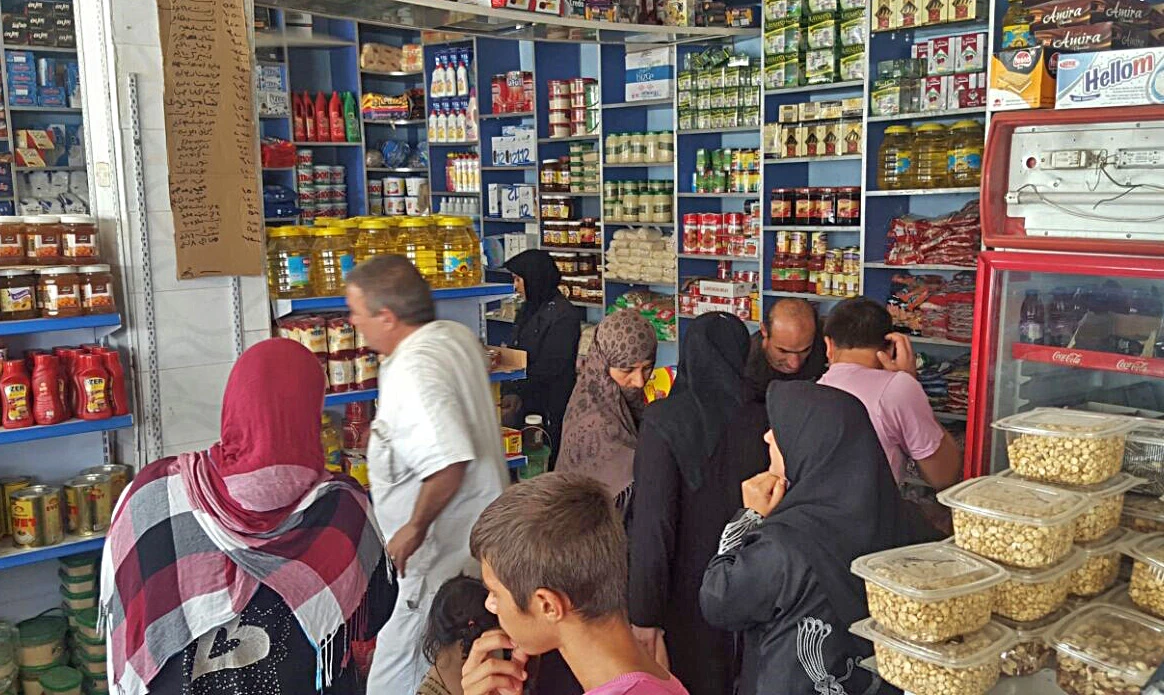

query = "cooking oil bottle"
[[913, 123, 950, 189], [321, 413, 344, 475], [266, 226, 313, 299], [335, 217, 361, 247], [310, 226, 355, 296], [878, 125, 915, 190], [436, 215, 482, 287], [354, 217, 399, 263], [948, 120, 984, 187], [397, 216, 443, 287]]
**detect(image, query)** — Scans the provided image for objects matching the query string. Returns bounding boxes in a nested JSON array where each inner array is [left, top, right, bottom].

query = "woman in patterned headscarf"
[[556, 309, 658, 507]]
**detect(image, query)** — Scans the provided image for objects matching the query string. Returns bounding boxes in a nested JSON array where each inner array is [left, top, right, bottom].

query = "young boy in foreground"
[[462, 472, 690, 695]]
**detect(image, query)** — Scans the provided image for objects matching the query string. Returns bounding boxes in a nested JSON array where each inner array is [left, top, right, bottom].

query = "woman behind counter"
[[501, 249, 581, 459]]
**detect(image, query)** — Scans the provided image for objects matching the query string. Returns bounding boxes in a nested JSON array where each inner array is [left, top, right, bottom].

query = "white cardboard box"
[[1056, 47, 1164, 110], [625, 47, 673, 102], [698, 280, 755, 299]]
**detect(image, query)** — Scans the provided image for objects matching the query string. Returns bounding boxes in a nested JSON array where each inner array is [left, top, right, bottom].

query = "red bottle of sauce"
[[97, 348, 130, 416], [31, 353, 66, 425], [293, 93, 308, 142], [314, 92, 330, 143], [73, 353, 112, 420], [329, 92, 345, 142], [54, 346, 81, 415], [1, 359, 34, 429]]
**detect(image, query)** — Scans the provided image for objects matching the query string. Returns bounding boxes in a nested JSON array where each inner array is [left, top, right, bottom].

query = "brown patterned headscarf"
[[556, 310, 658, 501]]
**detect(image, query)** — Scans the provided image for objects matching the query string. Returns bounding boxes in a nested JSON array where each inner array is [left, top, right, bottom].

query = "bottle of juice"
[[436, 215, 482, 287], [310, 226, 355, 296], [913, 123, 950, 189], [266, 226, 313, 298], [878, 126, 914, 190], [354, 217, 398, 262], [519, 414, 550, 480], [321, 413, 344, 475], [948, 120, 984, 187], [396, 216, 442, 287]]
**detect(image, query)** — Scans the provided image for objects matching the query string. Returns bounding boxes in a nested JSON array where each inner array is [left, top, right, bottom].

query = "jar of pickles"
[[0, 217, 23, 266], [657, 131, 674, 162], [60, 215, 99, 263], [24, 216, 63, 266]]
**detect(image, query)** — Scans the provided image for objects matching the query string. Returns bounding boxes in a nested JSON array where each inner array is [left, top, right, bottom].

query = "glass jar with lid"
[[629, 133, 646, 163], [0, 217, 24, 266], [0, 269, 36, 320], [79, 265, 117, 315], [309, 227, 356, 297], [37, 267, 82, 318], [643, 132, 659, 163], [266, 226, 314, 299], [60, 215, 99, 263], [24, 216, 63, 266], [354, 218, 398, 262], [657, 131, 674, 163]]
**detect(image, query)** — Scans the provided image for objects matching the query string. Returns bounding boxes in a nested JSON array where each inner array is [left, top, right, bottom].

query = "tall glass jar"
[[877, 125, 915, 190], [309, 227, 355, 297], [0, 217, 25, 266], [267, 226, 314, 299], [914, 123, 950, 189], [23, 216, 63, 266]]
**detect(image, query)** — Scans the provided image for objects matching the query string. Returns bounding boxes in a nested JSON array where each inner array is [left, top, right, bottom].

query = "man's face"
[[481, 561, 559, 656], [345, 284, 392, 355], [762, 318, 816, 375]]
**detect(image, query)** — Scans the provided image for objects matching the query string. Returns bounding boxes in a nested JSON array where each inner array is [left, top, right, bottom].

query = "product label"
[[949, 149, 983, 174], [1, 286, 33, 312], [328, 358, 354, 389], [355, 352, 379, 385], [81, 281, 114, 312], [894, 154, 913, 176], [63, 233, 98, 258], [1020, 321, 1044, 343], [12, 498, 36, 545], [38, 283, 80, 312], [0, 232, 21, 259], [3, 383, 28, 421], [1055, 47, 1164, 108], [26, 232, 59, 258], [339, 252, 355, 279], [324, 442, 343, 473], [83, 376, 108, 414]]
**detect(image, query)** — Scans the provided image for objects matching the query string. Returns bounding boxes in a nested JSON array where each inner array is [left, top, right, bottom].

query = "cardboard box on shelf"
[[1028, 0, 1153, 29], [501, 427, 522, 456], [956, 32, 987, 72], [874, 0, 897, 30], [1034, 21, 1154, 76], [698, 280, 756, 299], [1056, 47, 1164, 108], [990, 45, 1056, 109], [953, 71, 987, 107], [626, 47, 673, 102]]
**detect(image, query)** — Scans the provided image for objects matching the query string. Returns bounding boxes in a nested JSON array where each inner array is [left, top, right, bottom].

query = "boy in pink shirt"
[[462, 473, 689, 695]]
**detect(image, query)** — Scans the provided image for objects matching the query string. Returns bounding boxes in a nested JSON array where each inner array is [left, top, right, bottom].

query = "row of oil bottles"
[[266, 215, 484, 299]]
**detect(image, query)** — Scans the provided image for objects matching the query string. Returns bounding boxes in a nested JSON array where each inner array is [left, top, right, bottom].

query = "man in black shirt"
[[743, 298, 828, 396]]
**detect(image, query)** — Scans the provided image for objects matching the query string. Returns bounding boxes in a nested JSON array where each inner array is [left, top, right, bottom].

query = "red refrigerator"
[[965, 106, 1164, 479]]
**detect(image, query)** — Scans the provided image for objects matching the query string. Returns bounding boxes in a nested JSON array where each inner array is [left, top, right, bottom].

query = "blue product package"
[[7, 72, 35, 90], [38, 87, 65, 108], [36, 57, 57, 87], [65, 61, 80, 107], [9, 84, 37, 106], [0, 201, 15, 216]]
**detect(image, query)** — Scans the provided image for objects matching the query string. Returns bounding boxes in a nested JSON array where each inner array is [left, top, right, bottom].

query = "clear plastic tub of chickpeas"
[[1047, 604, 1164, 695], [1069, 527, 1130, 598], [995, 607, 1070, 677], [1122, 421, 1164, 496], [999, 470, 1143, 542], [850, 618, 1015, 695], [994, 408, 1137, 486], [994, 546, 1083, 622], [938, 476, 1090, 569], [1123, 531, 1164, 621], [851, 542, 1007, 643], [1120, 492, 1164, 533]]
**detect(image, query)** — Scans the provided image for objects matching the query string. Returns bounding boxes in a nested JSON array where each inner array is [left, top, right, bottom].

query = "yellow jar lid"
[[916, 123, 947, 133], [436, 216, 473, 227], [397, 216, 432, 228], [314, 227, 348, 237], [268, 226, 303, 238], [359, 218, 397, 229], [885, 125, 913, 135], [951, 120, 984, 130], [334, 218, 360, 228], [313, 217, 340, 227]]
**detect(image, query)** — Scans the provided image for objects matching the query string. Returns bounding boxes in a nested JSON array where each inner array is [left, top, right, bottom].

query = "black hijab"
[[505, 250, 562, 329], [643, 312, 751, 491], [763, 381, 940, 627]]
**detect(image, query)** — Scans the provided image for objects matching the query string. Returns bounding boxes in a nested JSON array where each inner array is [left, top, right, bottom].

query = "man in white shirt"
[[346, 256, 508, 693]]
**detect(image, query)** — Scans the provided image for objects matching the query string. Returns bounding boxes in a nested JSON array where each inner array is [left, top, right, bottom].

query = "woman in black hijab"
[[700, 381, 940, 695], [628, 312, 770, 695], [501, 250, 581, 459]]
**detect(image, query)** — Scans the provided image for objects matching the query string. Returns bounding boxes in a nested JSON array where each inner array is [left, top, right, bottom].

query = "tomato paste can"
[[82, 464, 133, 503], [682, 213, 701, 253], [724, 212, 745, 237], [548, 79, 571, 97], [64, 473, 112, 537], [699, 213, 721, 254], [788, 231, 808, 258], [774, 229, 790, 255], [313, 166, 330, 186], [10, 485, 62, 548], [0, 475, 31, 537]]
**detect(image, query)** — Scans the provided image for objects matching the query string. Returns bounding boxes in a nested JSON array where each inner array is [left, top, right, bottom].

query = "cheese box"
[[991, 45, 1057, 109], [1056, 47, 1164, 108], [502, 427, 522, 456]]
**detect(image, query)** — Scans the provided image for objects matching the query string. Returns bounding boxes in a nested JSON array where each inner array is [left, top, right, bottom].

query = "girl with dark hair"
[[418, 575, 501, 695]]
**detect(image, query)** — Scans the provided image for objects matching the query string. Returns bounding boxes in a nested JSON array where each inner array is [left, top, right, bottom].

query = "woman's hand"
[[742, 472, 787, 518]]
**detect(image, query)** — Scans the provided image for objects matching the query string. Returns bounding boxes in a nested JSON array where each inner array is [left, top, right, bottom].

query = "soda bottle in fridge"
[[1019, 289, 1045, 345]]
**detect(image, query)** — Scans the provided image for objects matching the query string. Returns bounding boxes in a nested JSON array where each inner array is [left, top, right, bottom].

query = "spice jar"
[[23, 216, 63, 266], [36, 268, 82, 318], [60, 215, 99, 263], [0, 269, 36, 321], [78, 265, 116, 315], [0, 217, 24, 266]]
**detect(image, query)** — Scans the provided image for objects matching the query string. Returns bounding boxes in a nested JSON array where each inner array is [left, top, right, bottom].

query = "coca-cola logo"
[[1052, 31, 1105, 50], [1052, 351, 1083, 365], [1116, 359, 1150, 373]]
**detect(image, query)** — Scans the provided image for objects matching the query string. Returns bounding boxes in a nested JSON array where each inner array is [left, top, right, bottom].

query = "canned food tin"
[[842, 247, 860, 274], [788, 231, 808, 257], [825, 248, 843, 273], [0, 476, 31, 537], [297, 170, 313, 188], [296, 150, 313, 167], [811, 232, 828, 257], [700, 213, 721, 254], [548, 79, 571, 97], [683, 213, 700, 253], [816, 271, 832, 296], [328, 166, 345, 184], [313, 166, 330, 185], [725, 213, 745, 237], [10, 485, 62, 548], [774, 230, 791, 255], [844, 273, 860, 297], [81, 464, 132, 503], [64, 474, 112, 537]]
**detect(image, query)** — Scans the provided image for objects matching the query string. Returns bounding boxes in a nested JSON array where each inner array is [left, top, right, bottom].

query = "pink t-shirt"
[[585, 673, 690, 695], [817, 362, 944, 482]]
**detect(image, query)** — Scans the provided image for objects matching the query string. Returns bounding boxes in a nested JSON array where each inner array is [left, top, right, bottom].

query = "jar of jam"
[[793, 188, 812, 225], [0, 216, 24, 266], [836, 187, 861, 226], [815, 188, 836, 226], [79, 265, 117, 315], [24, 216, 63, 266], [580, 218, 598, 247], [770, 188, 793, 225], [0, 268, 36, 320], [61, 215, 99, 262], [36, 267, 82, 318]]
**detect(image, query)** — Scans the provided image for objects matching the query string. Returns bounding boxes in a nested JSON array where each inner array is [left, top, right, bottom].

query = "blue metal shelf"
[[324, 369, 527, 406], [0, 314, 122, 336], [0, 415, 134, 445], [274, 284, 515, 316], [0, 535, 104, 572]]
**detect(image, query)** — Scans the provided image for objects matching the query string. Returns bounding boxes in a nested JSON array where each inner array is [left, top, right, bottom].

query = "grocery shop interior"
[[3, 0, 1164, 694]]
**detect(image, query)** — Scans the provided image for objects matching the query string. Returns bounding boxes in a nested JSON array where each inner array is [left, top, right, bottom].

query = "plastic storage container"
[[23, 216, 62, 266], [1069, 527, 1128, 597], [0, 217, 25, 266], [437, 215, 482, 288], [1120, 492, 1164, 533], [913, 123, 950, 189], [996, 607, 1069, 677], [309, 227, 355, 297], [1047, 604, 1164, 695], [938, 475, 1089, 568], [850, 618, 1014, 695], [999, 469, 1143, 541], [948, 120, 984, 186], [38, 666, 81, 695], [266, 226, 313, 299], [993, 545, 1083, 621], [993, 408, 1136, 486], [15, 615, 66, 668], [1121, 421, 1164, 495], [877, 125, 913, 190], [1124, 532, 1164, 620], [851, 541, 1006, 643]]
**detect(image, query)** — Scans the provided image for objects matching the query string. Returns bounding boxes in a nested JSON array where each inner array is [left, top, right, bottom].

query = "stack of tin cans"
[[2, 463, 132, 549], [296, 149, 348, 221], [546, 78, 600, 140]]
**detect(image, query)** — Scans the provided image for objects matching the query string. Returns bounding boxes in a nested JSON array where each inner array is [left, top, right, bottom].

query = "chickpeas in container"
[[1069, 527, 1130, 598], [1046, 604, 1164, 695], [1120, 492, 1164, 533], [938, 475, 1089, 569], [993, 408, 1137, 486], [995, 607, 1070, 677], [999, 469, 1144, 542], [850, 542, 1006, 643], [1121, 421, 1164, 496], [992, 545, 1083, 622], [1123, 532, 1164, 620], [850, 618, 1015, 695]]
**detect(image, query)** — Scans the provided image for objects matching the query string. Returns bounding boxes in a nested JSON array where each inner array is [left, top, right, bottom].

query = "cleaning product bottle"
[[453, 100, 466, 143], [304, 92, 317, 142], [456, 49, 469, 97], [314, 92, 330, 142], [431, 53, 446, 97], [429, 106, 441, 143], [465, 89, 479, 143], [343, 91, 360, 142], [520, 414, 551, 480], [329, 92, 345, 142], [443, 53, 457, 99], [293, 93, 307, 142]]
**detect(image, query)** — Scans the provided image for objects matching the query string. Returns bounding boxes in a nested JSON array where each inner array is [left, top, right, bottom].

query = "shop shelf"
[[764, 80, 864, 96], [677, 126, 761, 136], [292, 141, 363, 147], [540, 246, 601, 253], [0, 534, 105, 572], [265, 217, 298, 223], [5, 45, 78, 54], [0, 314, 122, 336], [867, 107, 988, 123], [538, 135, 600, 144], [506, 454, 528, 470], [323, 369, 528, 406], [605, 277, 674, 287], [1012, 343, 1164, 379], [14, 165, 86, 172], [540, 191, 600, 198], [764, 154, 862, 164], [262, 166, 295, 172], [430, 140, 479, 147], [680, 313, 760, 329], [361, 69, 424, 78], [870, 16, 987, 34], [367, 167, 429, 173], [763, 225, 862, 232], [483, 217, 537, 223], [679, 253, 760, 262], [603, 98, 673, 109], [363, 118, 427, 126], [864, 187, 979, 197], [603, 161, 674, 168], [763, 290, 846, 301], [481, 111, 535, 120], [864, 262, 975, 271], [574, 301, 605, 309], [933, 410, 968, 421], [256, 32, 355, 49], [8, 105, 81, 113], [436, 190, 481, 197], [482, 165, 535, 171], [0, 415, 134, 446], [605, 221, 674, 227], [910, 335, 972, 348], [259, 114, 291, 120], [273, 284, 515, 316], [677, 192, 760, 198]]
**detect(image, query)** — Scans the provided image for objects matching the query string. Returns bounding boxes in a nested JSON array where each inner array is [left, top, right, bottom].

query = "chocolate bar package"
[[1035, 21, 1155, 74], [1027, 0, 1152, 28]]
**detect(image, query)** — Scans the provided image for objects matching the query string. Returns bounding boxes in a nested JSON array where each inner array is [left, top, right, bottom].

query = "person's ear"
[[824, 336, 835, 362], [531, 587, 569, 624], [380, 306, 399, 328]]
